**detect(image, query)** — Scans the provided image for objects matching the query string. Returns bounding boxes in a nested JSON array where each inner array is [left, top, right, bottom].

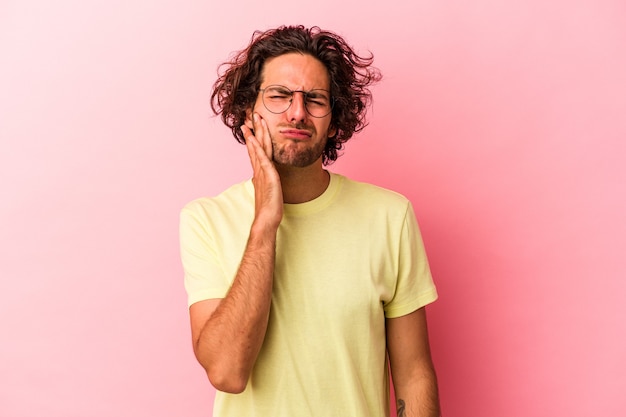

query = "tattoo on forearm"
[[397, 399, 406, 417]]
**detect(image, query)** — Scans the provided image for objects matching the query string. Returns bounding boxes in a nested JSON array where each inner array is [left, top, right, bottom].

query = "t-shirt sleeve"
[[179, 203, 230, 307], [383, 202, 438, 318]]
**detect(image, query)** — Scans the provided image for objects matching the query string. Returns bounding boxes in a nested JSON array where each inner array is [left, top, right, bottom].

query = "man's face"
[[246, 53, 337, 168]]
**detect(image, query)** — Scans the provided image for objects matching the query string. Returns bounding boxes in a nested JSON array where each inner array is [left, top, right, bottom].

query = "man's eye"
[[307, 99, 326, 107], [268, 92, 291, 100], [306, 94, 329, 105]]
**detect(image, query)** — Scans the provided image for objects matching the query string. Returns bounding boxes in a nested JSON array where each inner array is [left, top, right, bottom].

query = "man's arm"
[[189, 114, 281, 394], [387, 307, 441, 417]]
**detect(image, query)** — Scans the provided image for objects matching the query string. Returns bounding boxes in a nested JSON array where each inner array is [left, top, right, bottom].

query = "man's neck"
[[275, 161, 330, 204]]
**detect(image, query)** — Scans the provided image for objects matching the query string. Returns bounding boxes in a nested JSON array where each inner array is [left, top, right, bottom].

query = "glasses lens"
[[262, 86, 333, 118], [305, 90, 332, 117], [262, 86, 292, 114]]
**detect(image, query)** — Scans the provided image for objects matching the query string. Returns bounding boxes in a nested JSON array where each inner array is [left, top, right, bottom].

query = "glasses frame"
[[258, 85, 334, 118]]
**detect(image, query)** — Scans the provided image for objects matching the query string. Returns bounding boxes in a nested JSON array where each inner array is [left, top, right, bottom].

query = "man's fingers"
[[252, 113, 273, 161], [241, 125, 261, 171], [242, 124, 274, 174], [240, 124, 254, 143], [260, 118, 273, 159]]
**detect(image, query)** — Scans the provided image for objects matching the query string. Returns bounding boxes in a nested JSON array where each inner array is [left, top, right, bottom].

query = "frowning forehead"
[[260, 53, 330, 91]]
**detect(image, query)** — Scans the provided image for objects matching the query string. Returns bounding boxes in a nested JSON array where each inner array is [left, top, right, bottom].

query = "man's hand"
[[241, 113, 283, 230], [190, 114, 282, 394]]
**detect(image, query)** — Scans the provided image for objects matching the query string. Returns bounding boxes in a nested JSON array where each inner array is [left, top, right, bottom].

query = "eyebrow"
[[262, 84, 330, 92], [305, 90, 330, 99]]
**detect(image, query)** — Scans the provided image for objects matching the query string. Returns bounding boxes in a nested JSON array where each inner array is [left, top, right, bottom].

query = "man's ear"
[[328, 124, 337, 138], [244, 108, 254, 130]]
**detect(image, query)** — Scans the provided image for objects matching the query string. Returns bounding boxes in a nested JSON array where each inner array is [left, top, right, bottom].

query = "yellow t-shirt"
[[180, 173, 438, 417]]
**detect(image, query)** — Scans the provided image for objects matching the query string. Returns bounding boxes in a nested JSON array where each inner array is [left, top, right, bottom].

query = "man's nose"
[[286, 92, 307, 122]]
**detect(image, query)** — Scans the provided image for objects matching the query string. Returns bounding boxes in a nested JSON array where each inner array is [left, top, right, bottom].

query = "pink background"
[[1, 1, 625, 416]]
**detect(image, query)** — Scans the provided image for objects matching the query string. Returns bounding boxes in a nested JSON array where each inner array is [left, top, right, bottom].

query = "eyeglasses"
[[259, 85, 334, 118]]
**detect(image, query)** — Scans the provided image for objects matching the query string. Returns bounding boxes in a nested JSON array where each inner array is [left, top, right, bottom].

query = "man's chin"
[[273, 155, 320, 168], [272, 144, 324, 168]]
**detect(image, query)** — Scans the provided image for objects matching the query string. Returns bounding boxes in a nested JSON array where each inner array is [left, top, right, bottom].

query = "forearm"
[[195, 221, 277, 393], [192, 115, 281, 393], [394, 368, 441, 417]]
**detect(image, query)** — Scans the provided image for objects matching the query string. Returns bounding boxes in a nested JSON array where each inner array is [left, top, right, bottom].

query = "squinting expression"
[[249, 53, 337, 168]]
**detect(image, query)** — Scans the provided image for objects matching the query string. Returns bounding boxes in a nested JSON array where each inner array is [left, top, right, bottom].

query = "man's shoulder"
[[336, 173, 410, 207], [181, 179, 253, 216]]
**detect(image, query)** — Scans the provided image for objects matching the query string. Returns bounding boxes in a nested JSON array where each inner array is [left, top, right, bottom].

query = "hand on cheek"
[[251, 113, 273, 161], [240, 114, 283, 227]]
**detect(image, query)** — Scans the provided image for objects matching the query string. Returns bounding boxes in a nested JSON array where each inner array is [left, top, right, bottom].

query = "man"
[[180, 25, 440, 416]]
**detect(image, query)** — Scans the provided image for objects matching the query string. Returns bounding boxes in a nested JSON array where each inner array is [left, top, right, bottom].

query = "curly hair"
[[210, 25, 382, 164]]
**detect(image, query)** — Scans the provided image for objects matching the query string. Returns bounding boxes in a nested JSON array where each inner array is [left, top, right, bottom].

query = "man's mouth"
[[280, 128, 313, 140]]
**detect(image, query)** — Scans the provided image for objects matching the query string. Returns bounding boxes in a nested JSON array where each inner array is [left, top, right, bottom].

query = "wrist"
[[250, 217, 280, 239]]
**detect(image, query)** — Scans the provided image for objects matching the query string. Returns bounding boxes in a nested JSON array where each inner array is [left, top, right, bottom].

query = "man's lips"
[[279, 128, 313, 140]]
